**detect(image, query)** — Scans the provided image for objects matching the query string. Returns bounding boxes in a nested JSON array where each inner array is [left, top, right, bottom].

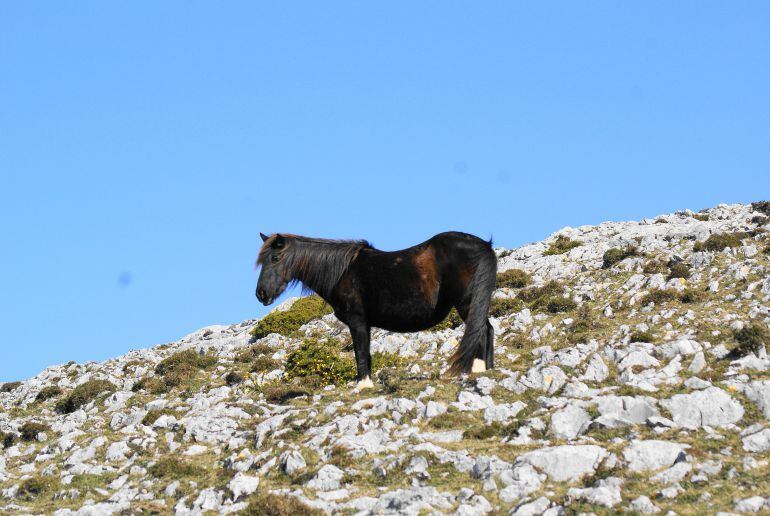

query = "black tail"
[[448, 243, 497, 375]]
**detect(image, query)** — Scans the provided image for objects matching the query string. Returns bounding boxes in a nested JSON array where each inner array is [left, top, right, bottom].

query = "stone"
[[651, 462, 692, 485], [307, 464, 345, 491], [511, 496, 552, 516], [425, 401, 447, 418], [105, 441, 131, 462], [567, 477, 623, 507], [484, 401, 526, 423], [660, 387, 744, 429], [515, 445, 608, 482], [688, 352, 707, 373], [498, 464, 543, 503], [580, 354, 609, 382], [280, 450, 306, 475], [549, 404, 591, 440], [629, 495, 660, 514], [743, 380, 770, 418], [228, 473, 259, 500], [734, 496, 767, 513], [623, 440, 688, 472], [742, 428, 770, 453], [595, 395, 659, 424]]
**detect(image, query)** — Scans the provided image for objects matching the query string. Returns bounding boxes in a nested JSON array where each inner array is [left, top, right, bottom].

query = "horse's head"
[[256, 232, 291, 305]]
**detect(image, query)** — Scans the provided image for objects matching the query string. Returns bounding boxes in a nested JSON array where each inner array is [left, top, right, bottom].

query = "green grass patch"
[[284, 337, 356, 386], [667, 261, 691, 280], [489, 297, 525, 317], [149, 456, 205, 479], [55, 379, 116, 414], [250, 295, 333, 340], [17, 476, 60, 501], [544, 235, 582, 256], [640, 288, 680, 306], [430, 308, 463, 331], [629, 330, 656, 343]]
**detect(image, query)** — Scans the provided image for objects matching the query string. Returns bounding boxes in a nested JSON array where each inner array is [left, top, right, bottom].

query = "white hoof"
[[471, 359, 486, 373], [354, 376, 374, 392]]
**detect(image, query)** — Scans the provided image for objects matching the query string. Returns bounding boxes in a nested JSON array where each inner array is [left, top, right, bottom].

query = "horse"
[[255, 232, 497, 390]]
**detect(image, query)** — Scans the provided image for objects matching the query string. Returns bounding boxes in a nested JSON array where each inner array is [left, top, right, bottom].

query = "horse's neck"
[[291, 242, 353, 298]]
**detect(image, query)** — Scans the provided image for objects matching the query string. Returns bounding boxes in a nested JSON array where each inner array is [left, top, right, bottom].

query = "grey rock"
[[734, 496, 767, 513], [651, 462, 692, 485], [498, 464, 543, 503], [549, 404, 591, 440], [510, 496, 551, 516], [629, 495, 660, 514], [307, 464, 345, 491], [567, 477, 623, 507], [515, 445, 608, 482], [595, 395, 659, 424], [742, 428, 770, 453], [660, 387, 744, 429], [743, 380, 770, 418], [228, 473, 259, 500], [280, 450, 306, 475], [623, 440, 688, 472]]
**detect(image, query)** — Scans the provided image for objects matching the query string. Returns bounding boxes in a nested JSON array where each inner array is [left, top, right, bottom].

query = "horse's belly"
[[368, 299, 449, 333]]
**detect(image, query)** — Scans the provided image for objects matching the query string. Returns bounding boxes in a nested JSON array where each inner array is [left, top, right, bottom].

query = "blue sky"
[[2, 2, 769, 381]]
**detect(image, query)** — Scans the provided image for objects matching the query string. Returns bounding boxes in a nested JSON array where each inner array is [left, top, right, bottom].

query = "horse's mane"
[[258, 234, 372, 297]]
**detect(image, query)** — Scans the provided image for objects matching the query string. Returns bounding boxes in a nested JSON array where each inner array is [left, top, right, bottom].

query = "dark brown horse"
[[255, 232, 497, 389]]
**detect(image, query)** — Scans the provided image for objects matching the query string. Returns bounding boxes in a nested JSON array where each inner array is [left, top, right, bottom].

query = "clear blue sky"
[[2, 3, 768, 381]]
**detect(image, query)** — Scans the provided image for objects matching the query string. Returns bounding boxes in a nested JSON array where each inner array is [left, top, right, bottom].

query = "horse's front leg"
[[348, 319, 373, 391]]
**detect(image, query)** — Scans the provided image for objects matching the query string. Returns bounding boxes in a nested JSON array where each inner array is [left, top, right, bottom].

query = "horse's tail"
[[447, 242, 497, 376]]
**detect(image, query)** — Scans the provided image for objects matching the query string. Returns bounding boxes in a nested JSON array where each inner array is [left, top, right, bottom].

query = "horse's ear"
[[273, 234, 285, 248], [260, 232, 269, 242]]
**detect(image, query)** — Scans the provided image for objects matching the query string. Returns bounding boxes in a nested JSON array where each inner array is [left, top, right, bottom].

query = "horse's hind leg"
[[455, 303, 488, 373], [348, 318, 373, 390], [485, 319, 494, 370]]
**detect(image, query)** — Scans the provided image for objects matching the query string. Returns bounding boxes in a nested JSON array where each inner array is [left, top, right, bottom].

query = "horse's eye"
[[271, 255, 280, 263]]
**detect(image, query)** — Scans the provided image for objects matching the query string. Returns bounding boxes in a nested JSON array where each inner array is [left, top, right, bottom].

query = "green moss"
[[55, 379, 116, 414], [34, 385, 63, 403], [543, 235, 582, 256], [496, 268, 531, 288], [0, 381, 22, 393], [17, 476, 59, 501], [251, 295, 333, 340], [284, 338, 356, 387], [602, 246, 639, 268], [489, 297, 525, 317], [667, 261, 691, 280], [241, 492, 325, 516], [729, 324, 770, 358], [693, 232, 749, 252], [430, 308, 463, 331], [640, 288, 680, 306], [20, 422, 50, 441]]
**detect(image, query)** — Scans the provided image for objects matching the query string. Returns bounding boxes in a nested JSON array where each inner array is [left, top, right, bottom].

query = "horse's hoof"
[[354, 376, 374, 392], [471, 359, 487, 373]]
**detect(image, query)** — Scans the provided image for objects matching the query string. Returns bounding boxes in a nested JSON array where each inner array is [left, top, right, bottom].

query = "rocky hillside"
[[3, 202, 770, 515]]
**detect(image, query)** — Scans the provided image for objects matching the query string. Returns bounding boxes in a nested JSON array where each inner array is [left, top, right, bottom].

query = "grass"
[[489, 297, 525, 317], [155, 349, 216, 376], [667, 261, 691, 280], [602, 246, 639, 268], [55, 379, 116, 414], [17, 476, 60, 501], [496, 268, 531, 288], [642, 259, 668, 275], [639, 288, 680, 306], [142, 408, 173, 426], [225, 371, 245, 385], [430, 308, 463, 331], [544, 235, 582, 256], [262, 382, 313, 403], [629, 330, 655, 343], [251, 295, 332, 340]]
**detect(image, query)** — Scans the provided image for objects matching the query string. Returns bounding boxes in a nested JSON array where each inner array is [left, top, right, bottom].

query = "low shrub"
[[517, 281, 563, 304], [464, 421, 520, 440], [667, 261, 691, 280], [642, 259, 667, 275], [284, 338, 356, 387], [35, 385, 63, 402], [243, 492, 325, 516], [545, 296, 578, 314], [262, 383, 313, 404], [691, 212, 710, 222], [1, 431, 16, 449], [496, 269, 531, 289], [142, 409, 172, 426], [751, 200, 770, 216], [155, 349, 216, 376], [679, 288, 707, 304], [602, 246, 639, 269], [0, 381, 22, 393], [251, 296, 333, 340], [567, 304, 600, 343], [225, 371, 245, 386], [17, 476, 59, 501], [501, 333, 537, 350], [693, 232, 748, 252], [20, 422, 49, 441], [250, 355, 279, 373], [236, 343, 273, 362], [56, 379, 116, 414], [149, 457, 205, 478], [640, 288, 679, 306], [543, 235, 582, 256], [629, 330, 655, 343], [489, 298, 525, 318], [131, 376, 166, 395], [729, 324, 770, 358]]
